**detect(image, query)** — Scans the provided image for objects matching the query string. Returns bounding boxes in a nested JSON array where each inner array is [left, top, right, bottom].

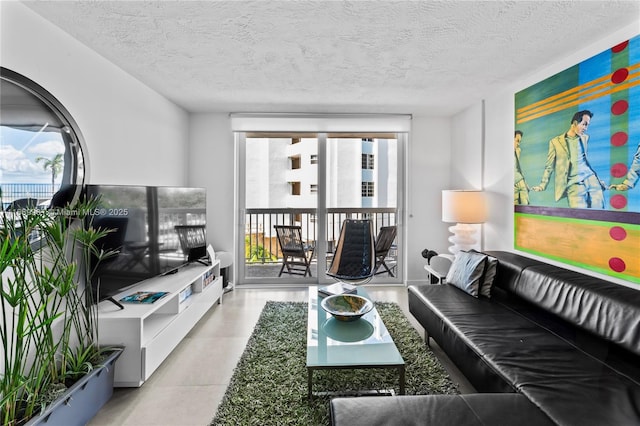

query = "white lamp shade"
[[442, 190, 488, 224]]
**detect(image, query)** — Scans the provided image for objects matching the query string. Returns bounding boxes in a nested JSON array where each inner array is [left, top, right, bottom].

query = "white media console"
[[97, 260, 223, 387]]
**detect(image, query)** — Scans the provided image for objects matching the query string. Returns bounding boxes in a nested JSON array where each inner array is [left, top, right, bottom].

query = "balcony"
[[1, 183, 55, 210], [244, 208, 398, 279]]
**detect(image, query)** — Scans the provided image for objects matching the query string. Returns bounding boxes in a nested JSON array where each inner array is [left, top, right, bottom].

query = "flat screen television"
[[84, 184, 207, 306]]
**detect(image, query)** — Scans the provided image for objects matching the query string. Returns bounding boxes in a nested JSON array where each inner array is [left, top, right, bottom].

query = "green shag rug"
[[211, 301, 459, 425]]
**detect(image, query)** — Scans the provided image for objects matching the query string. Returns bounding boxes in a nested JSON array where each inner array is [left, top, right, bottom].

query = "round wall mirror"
[[1, 67, 87, 210]]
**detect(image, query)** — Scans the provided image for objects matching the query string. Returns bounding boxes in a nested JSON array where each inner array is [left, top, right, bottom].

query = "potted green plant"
[[0, 194, 123, 426]]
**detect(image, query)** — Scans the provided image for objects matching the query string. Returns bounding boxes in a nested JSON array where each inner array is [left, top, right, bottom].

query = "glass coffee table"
[[306, 286, 405, 399]]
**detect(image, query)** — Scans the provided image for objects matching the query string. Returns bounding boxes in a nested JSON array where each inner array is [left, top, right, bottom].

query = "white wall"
[[188, 113, 234, 254], [1, 3, 189, 186], [450, 102, 484, 188], [455, 21, 640, 288], [406, 116, 452, 284], [484, 93, 514, 251]]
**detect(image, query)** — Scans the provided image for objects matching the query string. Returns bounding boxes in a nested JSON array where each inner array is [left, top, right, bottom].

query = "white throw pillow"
[[445, 250, 487, 298]]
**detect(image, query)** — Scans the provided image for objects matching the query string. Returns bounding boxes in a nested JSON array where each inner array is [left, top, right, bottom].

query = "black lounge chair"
[[326, 219, 375, 284]]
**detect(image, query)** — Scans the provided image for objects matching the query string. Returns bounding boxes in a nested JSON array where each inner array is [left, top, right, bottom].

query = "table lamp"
[[442, 190, 488, 255]]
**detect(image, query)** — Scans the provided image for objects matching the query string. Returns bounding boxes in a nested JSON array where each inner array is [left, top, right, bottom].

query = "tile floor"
[[88, 285, 472, 426]]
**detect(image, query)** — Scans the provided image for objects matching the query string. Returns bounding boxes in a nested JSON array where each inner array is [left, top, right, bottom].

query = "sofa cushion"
[[483, 251, 640, 356], [483, 250, 546, 293], [330, 394, 555, 426], [409, 284, 524, 393], [445, 250, 487, 297], [505, 264, 640, 357]]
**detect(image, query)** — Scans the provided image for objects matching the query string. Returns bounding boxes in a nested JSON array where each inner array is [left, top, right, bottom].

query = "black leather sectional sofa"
[[330, 251, 640, 426]]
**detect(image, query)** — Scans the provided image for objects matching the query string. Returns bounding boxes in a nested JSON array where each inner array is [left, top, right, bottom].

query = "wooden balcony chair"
[[373, 225, 398, 277], [326, 219, 375, 284], [274, 225, 315, 277]]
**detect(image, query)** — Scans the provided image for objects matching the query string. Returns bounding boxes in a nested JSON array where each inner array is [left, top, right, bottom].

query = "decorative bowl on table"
[[320, 294, 373, 322]]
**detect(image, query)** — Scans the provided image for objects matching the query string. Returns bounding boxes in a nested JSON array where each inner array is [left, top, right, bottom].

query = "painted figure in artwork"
[[531, 110, 606, 208], [609, 143, 640, 191], [514, 130, 530, 205]]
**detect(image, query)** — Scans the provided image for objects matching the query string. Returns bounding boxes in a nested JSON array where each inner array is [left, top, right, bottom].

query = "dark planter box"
[[25, 347, 123, 426]]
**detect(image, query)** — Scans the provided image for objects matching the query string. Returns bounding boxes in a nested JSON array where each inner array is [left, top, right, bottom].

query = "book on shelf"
[[178, 286, 193, 304], [120, 291, 169, 304], [318, 282, 357, 297]]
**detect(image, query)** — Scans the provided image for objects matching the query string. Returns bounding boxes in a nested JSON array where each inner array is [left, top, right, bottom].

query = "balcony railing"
[[1, 183, 56, 209], [244, 208, 397, 267]]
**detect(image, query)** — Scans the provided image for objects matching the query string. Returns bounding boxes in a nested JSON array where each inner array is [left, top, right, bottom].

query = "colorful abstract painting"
[[514, 35, 640, 284]]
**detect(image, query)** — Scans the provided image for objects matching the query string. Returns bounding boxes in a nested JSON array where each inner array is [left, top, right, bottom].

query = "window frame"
[[362, 153, 375, 170], [361, 181, 375, 197], [1, 67, 88, 209]]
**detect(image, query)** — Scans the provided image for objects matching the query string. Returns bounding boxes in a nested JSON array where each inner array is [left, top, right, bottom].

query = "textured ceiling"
[[21, 1, 640, 115]]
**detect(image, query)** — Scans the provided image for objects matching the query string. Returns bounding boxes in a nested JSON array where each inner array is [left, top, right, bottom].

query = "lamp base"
[[447, 223, 480, 255]]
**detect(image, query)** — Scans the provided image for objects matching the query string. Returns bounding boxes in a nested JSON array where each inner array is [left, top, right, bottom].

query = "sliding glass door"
[[236, 130, 404, 286], [241, 134, 319, 283]]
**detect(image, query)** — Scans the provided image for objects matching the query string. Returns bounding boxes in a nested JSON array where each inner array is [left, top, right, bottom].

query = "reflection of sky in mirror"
[[0, 126, 64, 183]]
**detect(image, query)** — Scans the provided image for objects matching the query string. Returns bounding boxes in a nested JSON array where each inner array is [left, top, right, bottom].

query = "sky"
[[1, 126, 65, 184]]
